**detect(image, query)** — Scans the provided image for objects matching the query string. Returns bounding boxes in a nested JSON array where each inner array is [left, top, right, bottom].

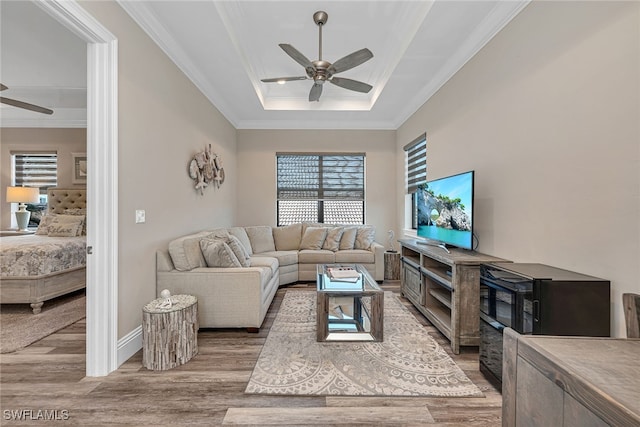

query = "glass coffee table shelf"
[[316, 264, 384, 342]]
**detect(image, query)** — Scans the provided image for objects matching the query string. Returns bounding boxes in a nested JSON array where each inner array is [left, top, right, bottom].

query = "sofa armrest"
[[371, 242, 385, 281]]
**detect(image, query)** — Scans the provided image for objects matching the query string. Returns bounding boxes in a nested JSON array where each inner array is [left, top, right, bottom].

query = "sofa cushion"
[[200, 238, 242, 268], [250, 256, 279, 276], [245, 226, 276, 254], [339, 227, 358, 250], [322, 227, 344, 252], [227, 235, 251, 267], [258, 250, 298, 266], [335, 249, 375, 264], [273, 223, 302, 251], [354, 225, 376, 250], [168, 231, 216, 271], [229, 227, 253, 256], [300, 227, 328, 250], [298, 249, 335, 264]]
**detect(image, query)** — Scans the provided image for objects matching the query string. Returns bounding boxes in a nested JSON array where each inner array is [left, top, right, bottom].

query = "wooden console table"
[[503, 329, 640, 426], [399, 239, 506, 354], [142, 294, 198, 370]]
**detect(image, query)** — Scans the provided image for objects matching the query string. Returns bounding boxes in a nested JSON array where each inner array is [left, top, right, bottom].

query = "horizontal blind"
[[276, 153, 365, 225], [13, 152, 58, 190], [404, 134, 426, 193], [277, 154, 364, 201]]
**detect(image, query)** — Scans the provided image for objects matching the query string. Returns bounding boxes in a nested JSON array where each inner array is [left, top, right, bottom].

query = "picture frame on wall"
[[72, 152, 87, 184]]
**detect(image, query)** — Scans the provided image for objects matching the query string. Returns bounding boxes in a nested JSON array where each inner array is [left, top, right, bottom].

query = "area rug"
[[0, 291, 85, 353], [245, 291, 483, 397]]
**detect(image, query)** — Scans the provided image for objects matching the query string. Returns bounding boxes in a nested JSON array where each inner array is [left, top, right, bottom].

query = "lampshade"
[[6, 186, 40, 204]]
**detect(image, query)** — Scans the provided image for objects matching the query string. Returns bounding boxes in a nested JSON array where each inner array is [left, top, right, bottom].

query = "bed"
[[0, 188, 87, 314]]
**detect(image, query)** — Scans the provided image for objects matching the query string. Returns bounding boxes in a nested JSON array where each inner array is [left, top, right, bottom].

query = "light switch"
[[135, 210, 146, 224]]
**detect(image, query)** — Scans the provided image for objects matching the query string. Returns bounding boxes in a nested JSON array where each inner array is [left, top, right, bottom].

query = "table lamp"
[[6, 186, 40, 231]]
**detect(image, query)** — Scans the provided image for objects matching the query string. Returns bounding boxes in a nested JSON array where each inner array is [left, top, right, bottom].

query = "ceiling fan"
[[0, 83, 53, 115], [261, 11, 374, 102]]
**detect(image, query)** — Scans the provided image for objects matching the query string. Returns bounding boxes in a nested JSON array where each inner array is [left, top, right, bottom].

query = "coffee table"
[[316, 264, 383, 342]]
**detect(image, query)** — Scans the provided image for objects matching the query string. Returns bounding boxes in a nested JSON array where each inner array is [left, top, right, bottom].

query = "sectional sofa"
[[156, 223, 385, 330]]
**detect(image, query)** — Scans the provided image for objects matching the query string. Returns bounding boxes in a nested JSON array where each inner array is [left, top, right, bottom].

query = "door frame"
[[36, 0, 119, 376]]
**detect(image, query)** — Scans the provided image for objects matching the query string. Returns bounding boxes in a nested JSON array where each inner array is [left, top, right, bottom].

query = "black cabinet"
[[479, 262, 610, 388]]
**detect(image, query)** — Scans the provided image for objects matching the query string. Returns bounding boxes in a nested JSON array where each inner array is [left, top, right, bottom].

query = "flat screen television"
[[416, 170, 474, 251]]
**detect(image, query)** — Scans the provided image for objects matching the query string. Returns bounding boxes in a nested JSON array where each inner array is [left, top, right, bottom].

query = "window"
[[11, 151, 58, 200], [404, 134, 426, 229], [276, 153, 365, 226]]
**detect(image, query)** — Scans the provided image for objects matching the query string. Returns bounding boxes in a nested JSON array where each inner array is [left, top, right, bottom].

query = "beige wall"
[[0, 127, 86, 229], [79, 1, 237, 338], [236, 129, 397, 244], [396, 1, 639, 337]]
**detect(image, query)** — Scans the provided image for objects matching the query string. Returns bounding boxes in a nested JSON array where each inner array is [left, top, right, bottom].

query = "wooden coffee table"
[[316, 264, 383, 342]]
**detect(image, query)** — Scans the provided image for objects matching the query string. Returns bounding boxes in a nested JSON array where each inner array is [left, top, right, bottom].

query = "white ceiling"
[[1, 0, 530, 130]]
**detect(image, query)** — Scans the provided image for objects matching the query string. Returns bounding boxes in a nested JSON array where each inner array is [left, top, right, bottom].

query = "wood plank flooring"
[[0, 282, 502, 426]]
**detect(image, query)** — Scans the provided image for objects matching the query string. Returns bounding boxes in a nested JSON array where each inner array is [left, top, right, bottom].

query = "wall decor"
[[72, 152, 87, 184], [188, 144, 224, 194]]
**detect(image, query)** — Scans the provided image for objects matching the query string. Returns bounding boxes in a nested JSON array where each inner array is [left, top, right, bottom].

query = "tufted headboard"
[[47, 187, 87, 214]]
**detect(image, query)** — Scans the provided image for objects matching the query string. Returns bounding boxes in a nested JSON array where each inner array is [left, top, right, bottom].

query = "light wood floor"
[[0, 282, 502, 426]]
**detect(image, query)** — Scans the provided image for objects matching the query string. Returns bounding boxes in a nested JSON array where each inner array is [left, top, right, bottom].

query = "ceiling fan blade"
[[330, 48, 373, 74], [309, 83, 323, 102], [279, 44, 314, 71], [0, 96, 53, 115], [0, 83, 8, 91], [261, 76, 308, 83], [329, 76, 372, 93]]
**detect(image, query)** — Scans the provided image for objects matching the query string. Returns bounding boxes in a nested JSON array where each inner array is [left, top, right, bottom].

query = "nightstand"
[[0, 229, 37, 237]]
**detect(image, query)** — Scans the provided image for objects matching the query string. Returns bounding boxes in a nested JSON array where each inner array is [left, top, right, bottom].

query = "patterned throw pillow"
[[47, 216, 84, 237], [354, 226, 376, 250], [226, 235, 250, 267], [63, 208, 88, 235], [199, 238, 242, 268], [39, 214, 85, 236]]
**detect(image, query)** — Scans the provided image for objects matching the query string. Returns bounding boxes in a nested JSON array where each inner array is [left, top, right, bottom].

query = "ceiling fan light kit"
[[261, 11, 374, 102]]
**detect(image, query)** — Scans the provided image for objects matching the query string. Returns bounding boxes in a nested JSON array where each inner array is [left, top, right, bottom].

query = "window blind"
[[12, 152, 58, 191], [404, 133, 426, 194], [276, 153, 365, 225]]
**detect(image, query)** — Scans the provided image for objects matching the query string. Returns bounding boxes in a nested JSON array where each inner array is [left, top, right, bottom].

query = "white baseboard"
[[117, 325, 142, 366]]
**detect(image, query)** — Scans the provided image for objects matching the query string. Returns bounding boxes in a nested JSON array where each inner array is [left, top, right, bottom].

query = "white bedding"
[[0, 235, 86, 277]]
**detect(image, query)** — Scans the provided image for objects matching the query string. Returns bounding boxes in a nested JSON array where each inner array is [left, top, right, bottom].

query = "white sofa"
[[156, 223, 385, 330]]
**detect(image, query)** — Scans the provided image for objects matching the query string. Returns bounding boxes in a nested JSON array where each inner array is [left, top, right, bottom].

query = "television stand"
[[399, 239, 506, 354], [415, 239, 451, 254]]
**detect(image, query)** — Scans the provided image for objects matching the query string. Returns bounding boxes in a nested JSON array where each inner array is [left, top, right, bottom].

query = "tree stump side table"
[[384, 251, 401, 280], [142, 294, 198, 371]]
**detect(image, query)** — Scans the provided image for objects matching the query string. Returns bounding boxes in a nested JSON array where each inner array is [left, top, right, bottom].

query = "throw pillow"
[[354, 225, 376, 250], [200, 238, 241, 268], [322, 227, 344, 252], [35, 214, 55, 235], [228, 227, 253, 256], [226, 235, 250, 267], [339, 227, 358, 250], [273, 223, 302, 251], [63, 208, 88, 235], [299, 226, 328, 250], [38, 214, 85, 236], [168, 231, 212, 271], [245, 226, 276, 254], [47, 216, 84, 237]]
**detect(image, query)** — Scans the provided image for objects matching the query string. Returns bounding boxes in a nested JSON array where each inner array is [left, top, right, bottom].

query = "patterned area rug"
[[0, 291, 85, 353], [245, 291, 483, 397]]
